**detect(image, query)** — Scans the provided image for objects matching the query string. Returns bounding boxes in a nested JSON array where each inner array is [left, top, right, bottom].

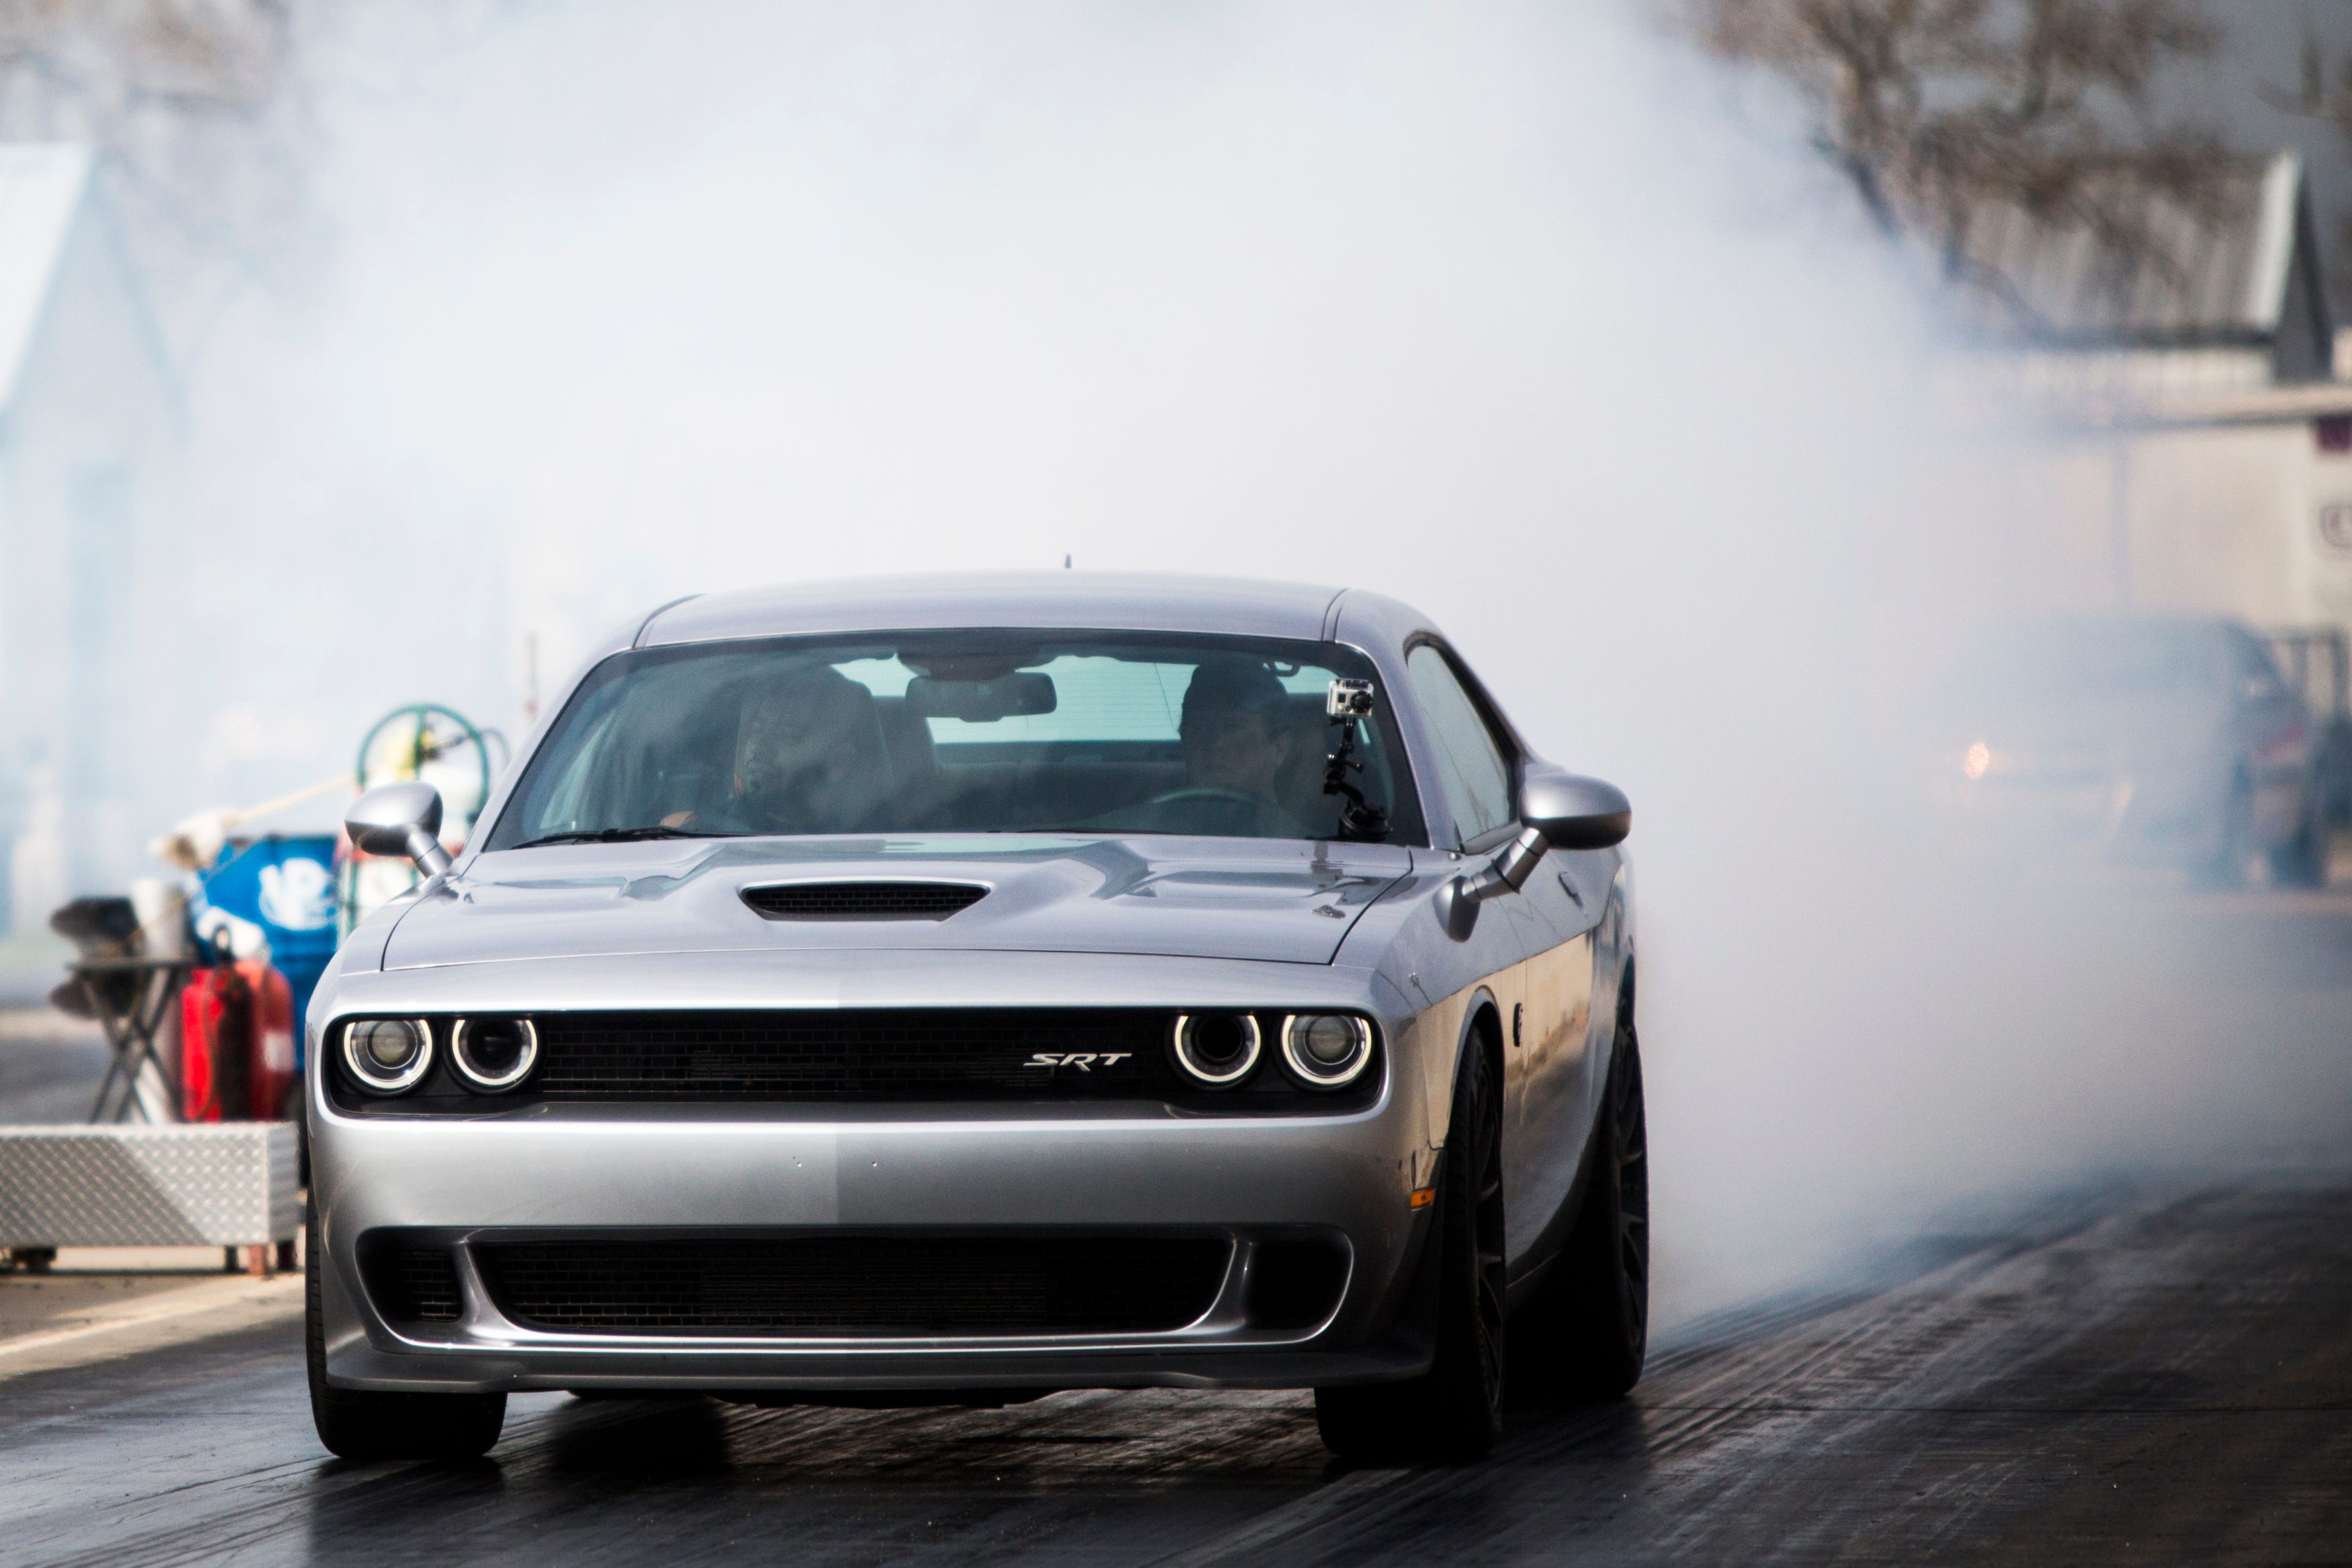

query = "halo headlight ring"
[[1171, 1012, 1262, 1087], [1280, 1013, 1375, 1089], [450, 1016, 540, 1093], [341, 1018, 435, 1095]]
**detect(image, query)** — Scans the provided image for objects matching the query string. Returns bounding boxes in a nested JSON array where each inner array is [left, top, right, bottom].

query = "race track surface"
[[1, 1182, 2344, 1566]]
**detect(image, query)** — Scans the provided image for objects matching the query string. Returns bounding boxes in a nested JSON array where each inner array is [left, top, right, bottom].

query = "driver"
[[666, 666, 889, 834], [1178, 658, 1304, 827]]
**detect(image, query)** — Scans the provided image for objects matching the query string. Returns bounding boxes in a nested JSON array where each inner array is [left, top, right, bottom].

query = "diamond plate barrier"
[[0, 1124, 299, 1247]]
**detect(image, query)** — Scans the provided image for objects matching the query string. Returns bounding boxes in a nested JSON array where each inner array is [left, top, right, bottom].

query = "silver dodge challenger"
[[307, 574, 1644, 1463]]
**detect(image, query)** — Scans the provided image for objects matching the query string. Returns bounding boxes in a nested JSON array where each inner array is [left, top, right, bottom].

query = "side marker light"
[[1408, 1187, 1436, 1209]]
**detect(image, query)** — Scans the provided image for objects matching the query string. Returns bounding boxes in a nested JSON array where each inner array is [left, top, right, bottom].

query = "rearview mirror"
[[346, 781, 454, 878], [905, 672, 1057, 723], [1520, 765, 1631, 850]]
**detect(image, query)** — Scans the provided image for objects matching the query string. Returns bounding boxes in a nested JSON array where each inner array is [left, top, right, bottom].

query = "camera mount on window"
[[1323, 679, 1390, 842]]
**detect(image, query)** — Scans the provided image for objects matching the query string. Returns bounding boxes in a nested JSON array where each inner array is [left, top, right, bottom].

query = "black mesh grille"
[[326, 1010, 1380, 1115], [741, 882, 987, 921], [531, 1008, 1166, 1099], [473, 1235, 1231, 1337], [1243, 1240, 1350, 1329], [362, 1244, 464, 1323]]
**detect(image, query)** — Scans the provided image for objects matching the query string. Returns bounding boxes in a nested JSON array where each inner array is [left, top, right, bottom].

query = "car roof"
[[1999, 611, 2247, 634], [639, 572, 1361, 647]]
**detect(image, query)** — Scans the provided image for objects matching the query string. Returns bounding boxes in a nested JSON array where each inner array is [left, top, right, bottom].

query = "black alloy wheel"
[[1315, 1033, 1506, 1462], [2271, 802, 2331, 889], [2202, 777, 2258, 888], [1520, 1014, 1649, 1400], [305, 1195, 507, 1462]]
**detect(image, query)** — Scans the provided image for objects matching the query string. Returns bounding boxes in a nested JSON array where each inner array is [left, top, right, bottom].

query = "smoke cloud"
[[168, 1, 2352, 1325]]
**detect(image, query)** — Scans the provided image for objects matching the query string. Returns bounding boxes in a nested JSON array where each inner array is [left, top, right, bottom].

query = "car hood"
[[1947, 688, 2232, 766], [380, 835, 1417, 971]]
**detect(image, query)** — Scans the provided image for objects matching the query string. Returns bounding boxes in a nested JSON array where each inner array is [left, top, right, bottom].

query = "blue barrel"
[[203, 834, 342, 1063]]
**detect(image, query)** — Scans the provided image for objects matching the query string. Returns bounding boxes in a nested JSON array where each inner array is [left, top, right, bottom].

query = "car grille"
[[530, 1008, 1167, 1099], [362, 1243, 464, 1323], [739, 881, 987, 921], [1241, 1239, 1351, 1330], [471, 1234, 1232, 1337], [325, 1009, 1380, 1114]]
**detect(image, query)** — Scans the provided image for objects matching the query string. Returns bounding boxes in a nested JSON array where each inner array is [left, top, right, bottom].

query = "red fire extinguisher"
[[180, 962, 295, 1121], [181, 966, 253, 1121]]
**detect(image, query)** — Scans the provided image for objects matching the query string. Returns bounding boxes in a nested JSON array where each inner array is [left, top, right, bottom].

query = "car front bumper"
[[309, 941, 1451, 1396], [315, 1104, 1439, 1394]]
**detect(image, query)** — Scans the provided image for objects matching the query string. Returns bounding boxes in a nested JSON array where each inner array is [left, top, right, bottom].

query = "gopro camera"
[[1326, 678, 1376, 719]]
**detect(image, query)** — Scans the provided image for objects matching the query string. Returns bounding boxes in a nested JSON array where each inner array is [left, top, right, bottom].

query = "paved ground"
[[0, 882, 2347, 1563], [0, 1182, 2343, 1566], [0, 1255, 231, 1337], [0, 1010, 106, 1127]]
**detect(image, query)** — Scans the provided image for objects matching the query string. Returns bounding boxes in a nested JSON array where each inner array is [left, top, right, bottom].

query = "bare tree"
[[0, 1, 309, 374], [1685, 1, 2231, 322], [2278, 21, 2352, 142], [2271, 23, 2352, 284], [0, 1, 287, 109]]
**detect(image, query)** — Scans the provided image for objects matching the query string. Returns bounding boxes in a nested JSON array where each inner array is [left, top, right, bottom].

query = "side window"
[[1406, 645, 1514, 845], [2228, 630, 2285, 703]]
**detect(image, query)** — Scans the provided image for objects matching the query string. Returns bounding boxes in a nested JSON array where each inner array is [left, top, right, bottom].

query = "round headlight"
[[342, 1018, 433, 1094], [1171, 1012, 1262, 1086], [1280, 1014, 1374, 1088], [451, 1016, 539, 1092]]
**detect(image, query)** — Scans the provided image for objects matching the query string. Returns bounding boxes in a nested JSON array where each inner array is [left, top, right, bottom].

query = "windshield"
[[484, 630, 1425, 849], [1959, 621, 2234, 704]]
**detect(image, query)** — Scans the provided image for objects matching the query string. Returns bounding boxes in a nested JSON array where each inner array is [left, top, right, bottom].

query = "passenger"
[[668, 666, 891, 835], [1178, 658, 1307, 832]]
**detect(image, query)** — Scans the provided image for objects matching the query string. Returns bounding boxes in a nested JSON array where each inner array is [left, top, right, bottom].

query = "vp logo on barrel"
[[258, 857, 337, 931], [2319, 501, 2352, 552]]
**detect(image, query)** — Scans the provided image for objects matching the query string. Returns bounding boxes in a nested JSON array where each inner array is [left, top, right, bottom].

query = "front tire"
[[1315, 1035, 1505, 1463], [305, 1196, 506, 1461], [1519, 1019, 1649, 1399]]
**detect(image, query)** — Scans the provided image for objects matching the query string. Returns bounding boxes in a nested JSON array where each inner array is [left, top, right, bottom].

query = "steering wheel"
[[1148, 786, 1270, 812], [1144, 786, 1295, 836]]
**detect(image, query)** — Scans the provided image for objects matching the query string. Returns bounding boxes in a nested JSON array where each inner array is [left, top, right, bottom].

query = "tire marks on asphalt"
[[1, 1184, 2347, 1567]]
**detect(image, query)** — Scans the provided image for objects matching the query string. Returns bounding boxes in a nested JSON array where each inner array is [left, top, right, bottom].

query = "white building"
[[0, 144, 187, 932], [1947, 153, 2352, 631]]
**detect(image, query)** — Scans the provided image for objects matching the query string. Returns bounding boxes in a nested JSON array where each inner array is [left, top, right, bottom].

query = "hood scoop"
[[739, 880, 989, 923]]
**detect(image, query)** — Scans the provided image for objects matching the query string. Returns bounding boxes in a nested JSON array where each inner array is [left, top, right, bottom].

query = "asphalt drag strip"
[[0, 1182, 2345, 1567]]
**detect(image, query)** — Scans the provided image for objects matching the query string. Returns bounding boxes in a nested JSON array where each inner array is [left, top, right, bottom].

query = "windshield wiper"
[[511, 826, 732, 849]]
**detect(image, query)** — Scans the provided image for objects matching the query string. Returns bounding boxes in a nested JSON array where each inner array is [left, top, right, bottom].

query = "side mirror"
[[346, 782, 454, 878], [1439, 764, 1630, 940], [1519, 766, 1631, 851]]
